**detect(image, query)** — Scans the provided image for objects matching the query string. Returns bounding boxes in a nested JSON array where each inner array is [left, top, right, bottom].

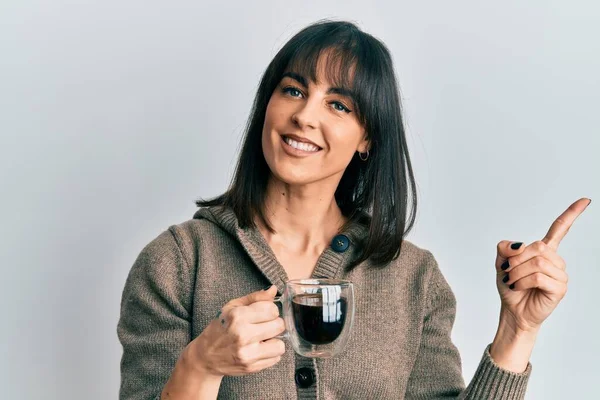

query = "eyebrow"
[[281, 72, 356, 101]]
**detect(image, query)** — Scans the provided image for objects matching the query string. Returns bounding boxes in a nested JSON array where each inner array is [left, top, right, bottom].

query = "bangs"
[[286, 45, 357, 93], [279, 33, 378, 124]]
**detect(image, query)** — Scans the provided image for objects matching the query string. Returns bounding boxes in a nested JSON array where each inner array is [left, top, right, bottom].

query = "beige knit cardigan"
[[118, 206, 531, 399]]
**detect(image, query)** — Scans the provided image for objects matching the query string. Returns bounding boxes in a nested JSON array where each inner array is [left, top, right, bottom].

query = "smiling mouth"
[[282, 135, 322, 152]]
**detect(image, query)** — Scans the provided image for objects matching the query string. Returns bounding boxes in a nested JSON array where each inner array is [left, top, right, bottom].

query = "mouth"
[[281, 135, 322, 153]]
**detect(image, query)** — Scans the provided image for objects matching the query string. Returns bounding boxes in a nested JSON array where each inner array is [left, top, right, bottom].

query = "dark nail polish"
[[509, 283, 515, 290], [501, 260, 510, 270], [503, 274, 509, 283], [263, 285, 273, 291], [511, 242, 523, 250]]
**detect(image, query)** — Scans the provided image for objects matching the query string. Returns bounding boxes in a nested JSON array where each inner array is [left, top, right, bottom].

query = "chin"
[[269, 165, 317, 186]]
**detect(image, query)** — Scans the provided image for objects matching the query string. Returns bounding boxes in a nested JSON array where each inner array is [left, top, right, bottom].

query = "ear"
[[357, 131, 371, 153]]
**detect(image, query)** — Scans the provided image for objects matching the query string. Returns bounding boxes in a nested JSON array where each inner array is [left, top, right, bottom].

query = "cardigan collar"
[[193, 205, 369, 294]]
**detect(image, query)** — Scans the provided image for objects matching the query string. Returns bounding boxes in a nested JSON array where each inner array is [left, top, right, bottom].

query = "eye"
[[330, 101, 352, 113], [282, 86, 304, 98]]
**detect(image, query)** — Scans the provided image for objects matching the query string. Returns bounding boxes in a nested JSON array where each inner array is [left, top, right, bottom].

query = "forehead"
[[283, 48, 357, 89]]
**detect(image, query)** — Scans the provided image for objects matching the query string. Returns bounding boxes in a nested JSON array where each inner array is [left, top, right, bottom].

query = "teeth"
[[284, 137, 319, 152]]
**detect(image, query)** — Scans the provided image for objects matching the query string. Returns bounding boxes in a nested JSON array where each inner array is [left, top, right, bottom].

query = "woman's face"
[[262, 63, 369, 187]]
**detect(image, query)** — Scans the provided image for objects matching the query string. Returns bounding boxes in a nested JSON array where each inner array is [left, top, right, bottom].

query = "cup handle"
[[273, 296, 289, 339]]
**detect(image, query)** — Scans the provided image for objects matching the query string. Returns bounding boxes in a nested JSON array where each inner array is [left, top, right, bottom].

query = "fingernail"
[[503, 274, 509, 283], [501, 260, 510, 270], [511, 242, 523, 250], [263, 285, 273, 291], [509, 283, 515, 290]]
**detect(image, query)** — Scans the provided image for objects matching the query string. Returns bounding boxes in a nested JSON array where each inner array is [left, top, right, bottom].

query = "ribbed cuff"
[[463, 344, 532, 399]]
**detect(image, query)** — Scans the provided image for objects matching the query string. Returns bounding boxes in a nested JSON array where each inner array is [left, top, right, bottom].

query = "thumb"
[[226, 285, 278, 309]]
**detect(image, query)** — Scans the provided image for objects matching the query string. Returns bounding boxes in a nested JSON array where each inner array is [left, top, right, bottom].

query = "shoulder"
[[169, 211, 236, 246], [167, 217, 222, 247], [392, 239, 455, 301], [132, 216, 221, 271], [392, 239, 438, 278], [396, 239, 435, 266], [163, 212, 242, 265]]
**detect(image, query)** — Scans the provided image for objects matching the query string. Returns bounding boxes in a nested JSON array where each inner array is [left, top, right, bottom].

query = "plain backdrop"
[[1, 1, 598, 399]]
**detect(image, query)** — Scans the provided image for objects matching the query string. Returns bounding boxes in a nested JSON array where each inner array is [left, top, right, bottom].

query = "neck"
[[257, 175, 346, 254]]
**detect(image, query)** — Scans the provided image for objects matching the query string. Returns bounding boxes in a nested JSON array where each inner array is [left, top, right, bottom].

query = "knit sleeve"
[[117, 227, 195, 400], [404, 251, 532, 399]]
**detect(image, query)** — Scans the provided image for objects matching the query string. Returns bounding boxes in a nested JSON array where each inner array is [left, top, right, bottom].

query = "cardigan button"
[[295, 367, 315, 388], [331, 234, 350, 253]]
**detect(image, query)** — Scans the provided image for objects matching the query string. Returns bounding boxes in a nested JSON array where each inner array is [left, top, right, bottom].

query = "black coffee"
[[292, 293, 347, 345]]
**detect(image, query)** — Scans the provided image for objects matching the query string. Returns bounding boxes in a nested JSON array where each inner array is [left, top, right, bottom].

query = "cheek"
[[262, 99, 296, 153], [264, 96, 289, 125], [262, 101, 277, 150], [261, 105, 288, 176], [263, 100, 275, 131], [326, 125, 363, 158]]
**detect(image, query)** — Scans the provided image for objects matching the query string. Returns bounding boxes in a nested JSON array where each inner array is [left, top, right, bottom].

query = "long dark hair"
[[197, 19, 418, 269]]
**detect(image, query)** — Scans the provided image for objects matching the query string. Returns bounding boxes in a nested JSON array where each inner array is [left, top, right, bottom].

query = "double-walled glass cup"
[[274, 279, 354, 358]]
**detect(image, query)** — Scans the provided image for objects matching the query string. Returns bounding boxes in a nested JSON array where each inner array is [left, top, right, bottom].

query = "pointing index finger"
[[542, 198, 591, 250]]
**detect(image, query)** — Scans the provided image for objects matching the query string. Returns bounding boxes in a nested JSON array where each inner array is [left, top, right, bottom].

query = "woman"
[[117, 20, 590, 399]]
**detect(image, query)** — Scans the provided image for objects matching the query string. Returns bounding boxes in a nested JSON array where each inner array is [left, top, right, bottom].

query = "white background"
[[1, 1, 598, 399]]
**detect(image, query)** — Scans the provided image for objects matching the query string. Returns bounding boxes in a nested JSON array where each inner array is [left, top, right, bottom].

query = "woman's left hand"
[[495, 198, 591, 334]]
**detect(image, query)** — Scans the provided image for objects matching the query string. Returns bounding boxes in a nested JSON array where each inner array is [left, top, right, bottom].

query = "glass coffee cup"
[[274, 279, 354, 358]]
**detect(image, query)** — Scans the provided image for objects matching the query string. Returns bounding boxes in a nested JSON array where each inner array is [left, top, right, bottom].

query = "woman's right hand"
[[184, 285, 286, 378]]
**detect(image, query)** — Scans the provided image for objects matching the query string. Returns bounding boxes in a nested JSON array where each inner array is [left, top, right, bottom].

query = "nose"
[[291, 98, 319, 130]]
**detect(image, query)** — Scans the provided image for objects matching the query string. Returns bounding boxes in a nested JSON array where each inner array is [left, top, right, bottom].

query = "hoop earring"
[[359, 150, 369, 161]]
